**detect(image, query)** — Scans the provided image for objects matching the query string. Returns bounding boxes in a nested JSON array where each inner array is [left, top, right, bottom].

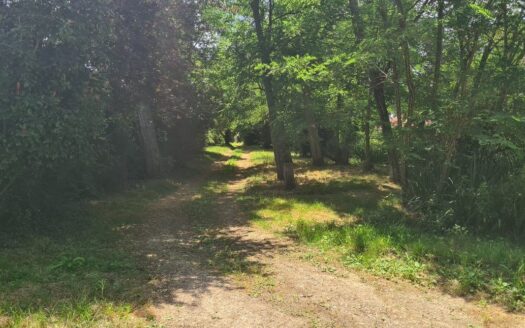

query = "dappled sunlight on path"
[[127, 148, 525, 327]]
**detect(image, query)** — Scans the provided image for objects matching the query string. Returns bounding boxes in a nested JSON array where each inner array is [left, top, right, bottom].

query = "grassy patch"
[[0, 180, 178, 327], [239, 149, 525, 311], [204, 146, 243, 175], [204, 145, 233, 159], [250, 150, 275, 166]]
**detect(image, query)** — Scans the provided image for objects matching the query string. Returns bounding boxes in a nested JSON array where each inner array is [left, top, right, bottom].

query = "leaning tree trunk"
[[138, 103, 161, 178]]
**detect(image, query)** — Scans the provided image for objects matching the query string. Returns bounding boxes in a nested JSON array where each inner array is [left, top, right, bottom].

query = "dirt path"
[[131, 153, 525, 328]]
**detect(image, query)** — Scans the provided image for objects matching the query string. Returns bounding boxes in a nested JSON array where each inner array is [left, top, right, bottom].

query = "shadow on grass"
[[0, 149, 280, 326], [236, 159, 525, 312], [0, 148, 281, 326], [0, 179, 183, 326], [2, 147, 524, 327]]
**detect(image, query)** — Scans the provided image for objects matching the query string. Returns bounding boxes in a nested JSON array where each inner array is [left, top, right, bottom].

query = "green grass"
[[0, 180, 178, 327], [249, 149, 275, 166], [204, 145, 233, 158], [238, 149, 525, 311], [204, 146, 244, 174]]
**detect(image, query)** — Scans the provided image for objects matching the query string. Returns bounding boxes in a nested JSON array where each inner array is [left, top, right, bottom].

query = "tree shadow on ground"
[[234, 157, 525, 313], [2, 150, 522, 325]]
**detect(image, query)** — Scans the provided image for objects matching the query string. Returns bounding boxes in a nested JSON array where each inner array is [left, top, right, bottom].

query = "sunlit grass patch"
[[204, 145, 233, 158], [3, 300, 153, 328], [250, 150, 274, 166], [240, 148, 525, 311], [240, 197, 343, 232]]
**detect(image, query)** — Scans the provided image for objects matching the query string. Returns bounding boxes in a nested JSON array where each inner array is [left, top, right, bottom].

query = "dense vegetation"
[[0, 0, 208, 228], [2, 0, 524, 233]]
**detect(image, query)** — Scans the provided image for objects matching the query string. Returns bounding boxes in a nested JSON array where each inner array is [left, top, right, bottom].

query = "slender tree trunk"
[[431, 0, 444, 109], [335, 133, 350, 165], [392, 61, 402, 128], [348, 0, 365, 43], [370, 68, 402, 183], [438, 20, 481, 192], [138, 103, 161, 178], [363, 92, 373, 171], [303, 89, 324, 166], [392, 59, 407, 185], [350, 0, 401, 182], [250, 0, 295, 189], [305, 109, 324, 166], [393, 0, 416, 191], [335, 95, 350, 165], [472, 37, 494, 93]]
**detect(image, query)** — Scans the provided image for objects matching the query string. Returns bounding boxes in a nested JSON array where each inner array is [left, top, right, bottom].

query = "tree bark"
[[250, 0, 295, 188], [363, 92, 374, 171], [393, 0, 416, 190], [370, 68, 402, 183], [392, 61, 402, 128], [431, 0, 445, 109], [335, 95, 350, 165], [303, 92, 324, 166], [306, 114, 324, 166], [138, 103, 161, 178]]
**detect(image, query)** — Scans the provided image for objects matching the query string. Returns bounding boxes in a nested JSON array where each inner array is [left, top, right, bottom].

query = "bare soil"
[[128, 153, 525, 328]]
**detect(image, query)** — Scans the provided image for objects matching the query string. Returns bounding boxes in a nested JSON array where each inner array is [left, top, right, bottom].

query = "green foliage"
[[0, 0, 205, 224]]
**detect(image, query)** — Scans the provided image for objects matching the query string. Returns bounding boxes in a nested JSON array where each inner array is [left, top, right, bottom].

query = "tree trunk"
[[303, 95, 324, 166], [262, 121, 272, 149], [431, 0, 445, 108], [350, 0, 400, 182], [250, 0, 295, 188], [283, 162, 296, 190], [335, 95, 349, 165], [370, 68, 402, 183], [223, 129, 234, 149], [138, 103, 161, 178], [393, 0, 416, 190], [392, 61, 402, 128], [335, 132, 350, 165], [363, 92, 374, 171]]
